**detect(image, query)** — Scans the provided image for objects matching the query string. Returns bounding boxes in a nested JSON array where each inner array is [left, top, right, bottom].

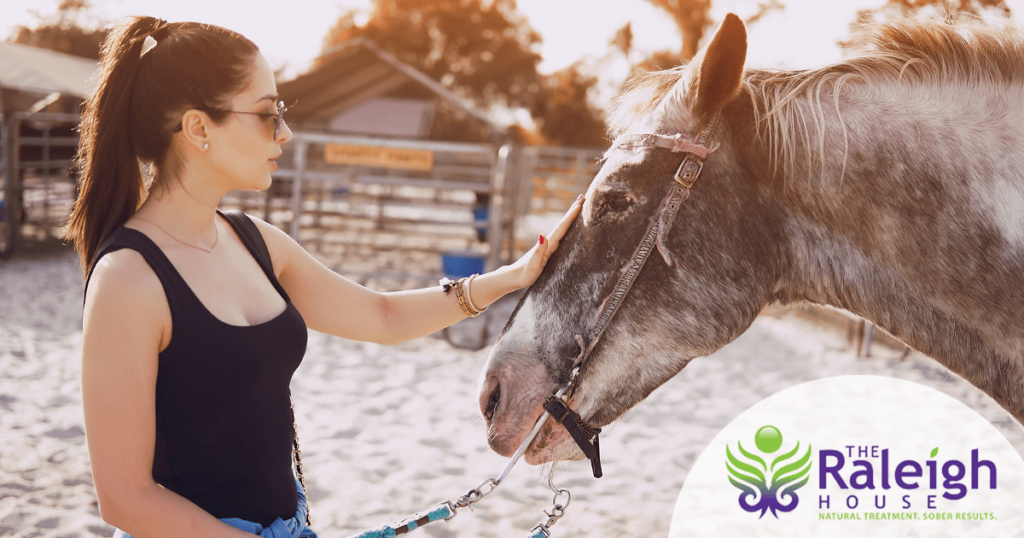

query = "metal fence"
[[0, 112, 80, 257], [507, 145, 604, 254], [219, 132, 506, 289], [216, 134, 605, 289], [0, 119, 606, 288]]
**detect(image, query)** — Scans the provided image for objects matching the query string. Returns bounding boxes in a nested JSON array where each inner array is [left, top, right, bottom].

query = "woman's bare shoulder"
[[86, 248, 164, 311], [249, 214, 293, 246], [84, 247, 170, 350]]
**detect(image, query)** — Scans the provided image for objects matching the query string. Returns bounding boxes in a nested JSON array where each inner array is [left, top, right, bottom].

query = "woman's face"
[[206, 52, 292, 192]]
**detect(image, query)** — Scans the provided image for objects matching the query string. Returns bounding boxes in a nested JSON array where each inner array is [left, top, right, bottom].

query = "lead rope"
[[343, 385, 576, 538]]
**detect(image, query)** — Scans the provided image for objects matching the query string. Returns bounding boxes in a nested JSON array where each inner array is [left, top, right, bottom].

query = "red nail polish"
[[539, 234, 545, 245]]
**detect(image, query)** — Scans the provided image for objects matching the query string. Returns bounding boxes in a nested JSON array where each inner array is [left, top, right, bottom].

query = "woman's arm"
[[261, 196, 583, 345], [81, 251, 254, 538]]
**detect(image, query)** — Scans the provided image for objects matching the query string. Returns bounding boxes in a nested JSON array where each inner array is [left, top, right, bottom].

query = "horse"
[[478, 13, 1024, 466]]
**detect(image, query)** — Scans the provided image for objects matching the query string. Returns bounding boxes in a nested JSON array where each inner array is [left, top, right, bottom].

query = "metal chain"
[[290, 395, 311, 527], [345, 386, 577, 538], [527, 467, 572, 538], [447, 384, 572, 518]]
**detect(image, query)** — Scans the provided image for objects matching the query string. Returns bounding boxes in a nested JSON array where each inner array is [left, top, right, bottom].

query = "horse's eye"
[[605, 193, 632, 211]]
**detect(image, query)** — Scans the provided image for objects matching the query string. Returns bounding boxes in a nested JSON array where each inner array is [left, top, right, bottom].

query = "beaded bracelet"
[[440, 275, 487, 317]]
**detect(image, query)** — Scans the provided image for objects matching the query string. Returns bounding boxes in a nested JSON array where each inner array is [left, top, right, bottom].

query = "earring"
[[202, 142, 209, 150]]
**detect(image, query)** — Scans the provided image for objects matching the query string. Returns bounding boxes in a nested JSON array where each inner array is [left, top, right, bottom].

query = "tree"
[[534, 64, 608, 148], [643, 0, 714, 61], [8, 0, 108, 60], [841, 0, 1012, 50], [320, 0, 544, 111], [633, 0, 784, 71], [320, 0, 608, 147], [870, 0, 1010, 18], [609, 22, 633, 57]]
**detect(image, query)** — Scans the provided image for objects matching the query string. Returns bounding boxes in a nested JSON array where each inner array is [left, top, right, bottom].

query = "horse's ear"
[[691, 13, 747, 122]]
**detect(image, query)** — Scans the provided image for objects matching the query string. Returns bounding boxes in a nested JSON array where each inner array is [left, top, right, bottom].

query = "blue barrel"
[[472, 207, 488, 242], [441, 252, 485, 278]]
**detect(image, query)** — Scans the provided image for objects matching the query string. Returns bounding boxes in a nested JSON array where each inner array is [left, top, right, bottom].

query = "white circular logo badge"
[[670, 375, 1024, 537]]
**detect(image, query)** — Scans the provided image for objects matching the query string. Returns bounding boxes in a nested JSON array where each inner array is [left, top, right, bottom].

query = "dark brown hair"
[[67, 16, 258, 275]]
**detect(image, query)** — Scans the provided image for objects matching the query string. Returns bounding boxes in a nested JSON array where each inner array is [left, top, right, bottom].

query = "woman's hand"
[[507, 194, 584, 289]]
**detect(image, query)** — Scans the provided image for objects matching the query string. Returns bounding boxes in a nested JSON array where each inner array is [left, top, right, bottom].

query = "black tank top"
[[85, 211, 307, 526]]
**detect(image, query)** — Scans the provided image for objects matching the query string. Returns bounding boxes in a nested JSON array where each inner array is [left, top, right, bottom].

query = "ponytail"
[[66, 17, 258, 276]]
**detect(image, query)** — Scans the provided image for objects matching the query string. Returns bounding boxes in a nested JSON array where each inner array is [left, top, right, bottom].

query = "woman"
[[69, 17, 581, 538]]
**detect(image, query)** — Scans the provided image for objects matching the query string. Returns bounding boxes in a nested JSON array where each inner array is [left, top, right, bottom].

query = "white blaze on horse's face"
[[479, 14, 759, 464]]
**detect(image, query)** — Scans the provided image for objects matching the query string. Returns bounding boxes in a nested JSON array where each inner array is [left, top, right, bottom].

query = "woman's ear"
[[179, 109, 211, 151]]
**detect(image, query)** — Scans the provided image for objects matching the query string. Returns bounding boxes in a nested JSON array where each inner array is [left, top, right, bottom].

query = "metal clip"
[[526, 466, 572, 537], [456, 477, 498, 508]]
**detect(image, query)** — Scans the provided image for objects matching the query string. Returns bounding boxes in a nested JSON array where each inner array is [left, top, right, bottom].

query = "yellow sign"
[[324, 144, 434, 171]]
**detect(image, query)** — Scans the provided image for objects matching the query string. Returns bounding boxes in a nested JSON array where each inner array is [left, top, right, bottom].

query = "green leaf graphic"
[[771, 440, 801, 472], [727, 445, 766, 484], [728, 474, 759, 496], [737, 440, 767, 471], [930, 447, 938, 458], [726, 458, 757, 482], [783, 473, 811, 494], [773, 443, 813, 487]]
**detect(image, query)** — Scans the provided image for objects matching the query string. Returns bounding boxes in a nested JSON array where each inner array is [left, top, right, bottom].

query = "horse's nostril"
[[481, 377, 501, 422], [486, 384, 500, 421]]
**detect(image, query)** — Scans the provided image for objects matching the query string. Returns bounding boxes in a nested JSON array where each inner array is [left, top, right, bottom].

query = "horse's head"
[[480, 14, 788, 464]]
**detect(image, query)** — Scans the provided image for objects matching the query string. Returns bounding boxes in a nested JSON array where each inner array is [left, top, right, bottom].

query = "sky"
[[3, 0, 1024, 95]]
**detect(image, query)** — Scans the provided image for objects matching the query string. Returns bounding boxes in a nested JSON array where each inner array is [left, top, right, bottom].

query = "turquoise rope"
[[344, 504, 453, 538], [345, 528, 397, 538]]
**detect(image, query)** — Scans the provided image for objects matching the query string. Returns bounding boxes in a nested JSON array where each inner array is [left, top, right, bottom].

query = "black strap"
[[219, 210, 273, 271], [543, 396, 603, 478]]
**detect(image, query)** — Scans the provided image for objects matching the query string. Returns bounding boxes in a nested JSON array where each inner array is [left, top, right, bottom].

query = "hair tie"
[[139, 19, 170, 59], [140, 35, 158, 58]]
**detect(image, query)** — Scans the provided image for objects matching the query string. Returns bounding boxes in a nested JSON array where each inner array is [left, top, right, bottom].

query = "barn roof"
[[278, 38, 502, 134], [0, 41, 98, 98]]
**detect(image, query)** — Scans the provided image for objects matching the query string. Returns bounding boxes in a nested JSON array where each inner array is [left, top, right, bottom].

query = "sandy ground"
[[1, 243, 1023, 538]]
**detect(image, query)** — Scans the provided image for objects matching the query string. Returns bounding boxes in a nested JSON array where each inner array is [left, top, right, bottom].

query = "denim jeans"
[[114, 478, 317, 538]]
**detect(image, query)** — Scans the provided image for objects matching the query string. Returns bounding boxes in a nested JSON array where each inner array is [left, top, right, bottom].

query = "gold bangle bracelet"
[[465, 273, 487, 315], [440, 277, 483, 317]]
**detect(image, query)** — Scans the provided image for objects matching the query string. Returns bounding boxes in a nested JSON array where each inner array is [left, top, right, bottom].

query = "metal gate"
[[504, 145, 604, 255], [0, 112, 80, 257]]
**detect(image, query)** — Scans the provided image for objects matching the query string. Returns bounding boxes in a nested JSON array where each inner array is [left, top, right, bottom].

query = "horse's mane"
[[607, 16, 1024, 177]]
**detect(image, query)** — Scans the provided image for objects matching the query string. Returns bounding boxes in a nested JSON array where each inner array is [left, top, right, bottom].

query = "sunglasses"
[[173, 100, 288, 139]]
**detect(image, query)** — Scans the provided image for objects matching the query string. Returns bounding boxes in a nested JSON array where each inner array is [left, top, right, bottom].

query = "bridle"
[[427, 117, 722, 537], [539, 115, 722, 478]]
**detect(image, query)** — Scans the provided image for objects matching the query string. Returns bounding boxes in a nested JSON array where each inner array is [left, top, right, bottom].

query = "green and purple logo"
[[726, 425, 813, 519]]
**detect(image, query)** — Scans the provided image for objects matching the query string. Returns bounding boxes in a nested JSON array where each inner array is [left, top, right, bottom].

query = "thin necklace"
[[134, 216, 219, 253]]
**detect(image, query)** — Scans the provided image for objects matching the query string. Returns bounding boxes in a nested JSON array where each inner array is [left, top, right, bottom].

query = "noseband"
[[542, 115, 721, 478]]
